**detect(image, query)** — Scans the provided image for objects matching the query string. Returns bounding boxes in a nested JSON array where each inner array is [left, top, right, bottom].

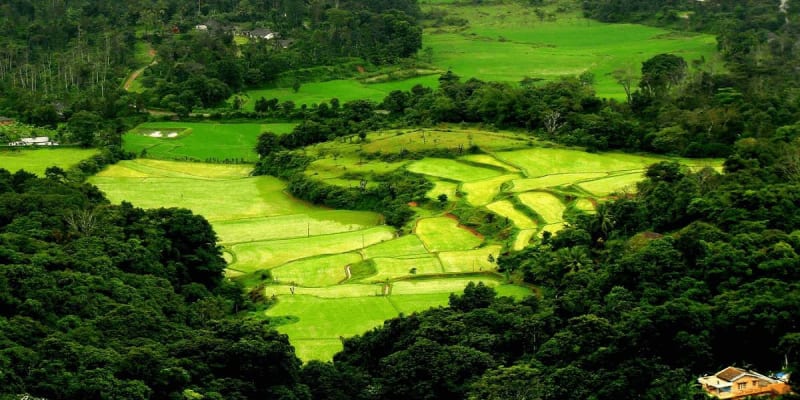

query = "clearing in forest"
[[98, 128, 720, 361], [90, 158, 533, 361]]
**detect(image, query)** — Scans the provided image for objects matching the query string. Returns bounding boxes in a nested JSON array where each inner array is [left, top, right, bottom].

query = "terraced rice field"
[[518, 191, 567, 224], [438, 246, 503, 273], [486, 201, 537, 229], [407, 158, 504, 182], [90, 158, 532, 361], [427, 179, 460, 200], [361, 128, 529, 154], [462, 174, 520, 206], [271, 253, 363, 287], [509, 173, 607, 192], [578, 172, 646, 196], [97, 128, 720, 361], [231, 227, 396, 272], [415, 216, 484, 252]]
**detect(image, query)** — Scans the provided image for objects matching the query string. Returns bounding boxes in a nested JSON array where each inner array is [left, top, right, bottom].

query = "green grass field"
[[486, 200, 537, 229], [124, 122, 295, 162], [518, 191, 566, 224], [240, 1, 719, 108], [230, 226, 396, 272], [462, 174, 520, 206], [509, 172, 608, 192], [407, 158, 503, 182], [423, 2, 720, 99], [416, 216, 483, 252], [426, 179, 460, 200], [270, 253, 363, 287], [363, 234, 429, 258], [578, 172, 646, 196], [265, 275, 532, 360], [0, 148, 99, 175]]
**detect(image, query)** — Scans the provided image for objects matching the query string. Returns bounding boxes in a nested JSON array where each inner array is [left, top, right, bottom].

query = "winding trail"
[[123, 48, 156, 91]]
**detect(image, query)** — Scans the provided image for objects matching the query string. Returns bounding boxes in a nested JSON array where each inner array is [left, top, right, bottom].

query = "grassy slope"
[[0, 148, 99, 175], [124, 122, 295, 162], [416, 216, 484, 252], [424, 2, 719, 99]]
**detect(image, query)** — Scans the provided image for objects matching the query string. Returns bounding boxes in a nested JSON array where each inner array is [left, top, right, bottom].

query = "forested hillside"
[[0, 170, 309, 399], [0, 0, 422, 121]]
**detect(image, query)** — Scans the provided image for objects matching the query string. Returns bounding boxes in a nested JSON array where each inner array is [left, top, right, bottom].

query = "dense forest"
[[3, 0, 800, 398], [0, 0, 422, 120], [0, 169, 311, 399]]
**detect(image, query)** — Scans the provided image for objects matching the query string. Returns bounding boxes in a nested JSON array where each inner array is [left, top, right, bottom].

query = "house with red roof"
[[698, 366, 791, 399]]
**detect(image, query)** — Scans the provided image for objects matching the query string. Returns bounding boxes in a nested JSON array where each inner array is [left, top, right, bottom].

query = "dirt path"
[[123, 67, 147, 90], [123, 48, 157, 91]]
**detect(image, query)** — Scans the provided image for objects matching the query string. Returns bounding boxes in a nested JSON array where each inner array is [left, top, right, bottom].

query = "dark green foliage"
[[252, 150, 311, 178], [255, 131, 284, 157], [640, 53, 687, 97], [285, 170, 431, 227], [448, 282, 496, 312], [0, 170, 308, 399]]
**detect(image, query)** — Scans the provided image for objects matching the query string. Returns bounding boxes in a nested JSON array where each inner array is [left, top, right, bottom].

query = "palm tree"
[[590, 203, 615, 244], [553, 247, 591, 275]]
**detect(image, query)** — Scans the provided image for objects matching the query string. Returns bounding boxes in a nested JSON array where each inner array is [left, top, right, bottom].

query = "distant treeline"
[[250, 51, 796, 158]]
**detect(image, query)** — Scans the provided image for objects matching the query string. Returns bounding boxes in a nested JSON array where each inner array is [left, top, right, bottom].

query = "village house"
[[0, 116, 14, 126], [698, 366, 791, 399], [240, 28, 279, 40], [8, 137, 58, 146]]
